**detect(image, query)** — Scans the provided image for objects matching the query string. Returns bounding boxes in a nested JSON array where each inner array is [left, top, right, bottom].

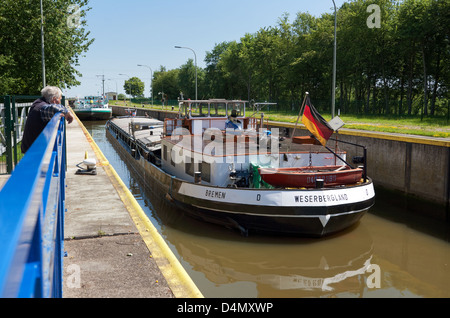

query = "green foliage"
[[124, 77, 145, 97], [158, 0, 449, 118], [0, 0, 94, 95], [177, 58, 205, 99], [0, 54, 17, 94], [152, 66, 180, 101]]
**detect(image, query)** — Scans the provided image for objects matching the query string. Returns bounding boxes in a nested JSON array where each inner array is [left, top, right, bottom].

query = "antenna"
[[96, 74, 105, 96]]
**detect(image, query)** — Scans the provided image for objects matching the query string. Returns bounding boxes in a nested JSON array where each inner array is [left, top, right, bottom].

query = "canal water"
[[84, 120, 450, 298]]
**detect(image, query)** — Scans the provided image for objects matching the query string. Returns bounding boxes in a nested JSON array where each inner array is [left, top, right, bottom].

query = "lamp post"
[[96, 74, 106, 97], [137, 64, 153, 106], [40, 0, 46, 88], [175, 46, 197, 100], [332, 0, 337, 118]]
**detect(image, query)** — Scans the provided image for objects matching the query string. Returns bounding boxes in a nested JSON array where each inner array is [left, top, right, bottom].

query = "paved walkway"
[[62, 111, 202, 298], [0, 175, 9, 190]]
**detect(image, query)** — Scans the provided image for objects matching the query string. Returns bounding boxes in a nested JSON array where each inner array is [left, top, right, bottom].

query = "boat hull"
[[168, 179, 374, 237], [74, 108, 112, 120], [106, 122, 375, 237]]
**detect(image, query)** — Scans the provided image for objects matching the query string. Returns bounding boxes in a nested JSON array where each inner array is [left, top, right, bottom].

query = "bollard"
[[194, 171, 202, 184], [315, 178, 324, 188]]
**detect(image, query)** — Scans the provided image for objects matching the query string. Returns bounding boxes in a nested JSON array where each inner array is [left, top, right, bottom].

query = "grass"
[[109, 100, 450, 138], [267, 112, 450, 138], [109, 100, 176, 112]]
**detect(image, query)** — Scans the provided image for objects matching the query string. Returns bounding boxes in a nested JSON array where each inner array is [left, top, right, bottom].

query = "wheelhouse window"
[[163, 144, 168, 161], [200, 161, 211, 183], [185, 157, 194, 176]]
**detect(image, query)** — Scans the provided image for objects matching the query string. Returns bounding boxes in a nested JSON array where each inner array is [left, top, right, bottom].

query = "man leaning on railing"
[[21, 86, 74, 153]]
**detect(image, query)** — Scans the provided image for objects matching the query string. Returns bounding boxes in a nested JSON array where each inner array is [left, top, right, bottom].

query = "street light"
[[40, 0, 46, 88], [175, 46, 197, 100], [96, 74, 106, 97], [331, 1, 337, 118], [137, 64, 153, 106]]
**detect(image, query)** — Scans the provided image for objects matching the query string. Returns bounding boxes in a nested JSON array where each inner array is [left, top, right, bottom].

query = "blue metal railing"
[[0, 114, 66, 298]]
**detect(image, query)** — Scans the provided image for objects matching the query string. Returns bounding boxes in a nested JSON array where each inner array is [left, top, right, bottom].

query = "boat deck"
[[111, 117, 164, 150], [105, 113, 375, 237], [112, 116, 343, 155]]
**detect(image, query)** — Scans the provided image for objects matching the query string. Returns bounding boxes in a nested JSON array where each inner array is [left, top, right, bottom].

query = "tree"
[[0, 54, 17, 94], [124, 77, 144, 97], [152, 66, 180, 101], [0, 0, 93, 95], [177, 59, 205, 100], [288, 12, 319, 106], [142, 0, 449, 116], [204, 41, 232, 99], [218, 38, 254, 100], [336, 0, 397, 115]]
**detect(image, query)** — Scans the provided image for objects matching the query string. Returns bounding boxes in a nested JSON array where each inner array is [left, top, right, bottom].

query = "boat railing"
[[164, 118, 181, 136], [164, 116, 261, 137], [0, 114, 66, 298], [247, 117, 259, 130], [178, 100, 248, 119], [329, 137, 368, 182]]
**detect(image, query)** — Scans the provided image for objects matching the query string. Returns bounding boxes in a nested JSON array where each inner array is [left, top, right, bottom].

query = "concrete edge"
[[70, 109, 204, 298], [109, 105, 450, 147], [271, 122, 450, 147]]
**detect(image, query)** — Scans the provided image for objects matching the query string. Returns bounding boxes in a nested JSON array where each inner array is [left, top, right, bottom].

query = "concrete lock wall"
[[290, 128, 450, 221], [333, 133, 449, 204], [110, 106, 449, 220]]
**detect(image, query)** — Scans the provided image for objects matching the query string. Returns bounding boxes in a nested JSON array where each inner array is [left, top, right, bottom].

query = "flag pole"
[[287, 92, 308, 152], [290, 92, 308, 140]]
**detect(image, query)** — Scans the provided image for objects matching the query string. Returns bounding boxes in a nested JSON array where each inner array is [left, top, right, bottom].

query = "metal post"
[[62, 96, 67, 172], [363, 147, 367, 182], [137, 64, 154, 106], [11, 96, 18, 167], [96, 75, 105, 97], [175, 46, 197, 100], [40, 0, 46, 88], [332, 0, 337, 118], [4, 96, 13, 173]]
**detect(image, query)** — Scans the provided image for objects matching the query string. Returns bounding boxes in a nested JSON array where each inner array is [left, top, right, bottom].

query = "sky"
[[63, 0, 345, 98]]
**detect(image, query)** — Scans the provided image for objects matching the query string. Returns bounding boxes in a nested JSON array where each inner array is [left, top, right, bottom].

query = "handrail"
[[0, 114, 66, 298]]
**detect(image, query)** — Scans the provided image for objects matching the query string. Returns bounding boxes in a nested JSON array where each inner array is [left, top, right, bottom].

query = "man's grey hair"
[[41, 86, 62, 103]]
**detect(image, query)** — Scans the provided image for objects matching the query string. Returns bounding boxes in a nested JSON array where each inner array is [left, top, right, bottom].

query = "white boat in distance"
[[73, 96, 112, 120], [106, 99, 375, 237]]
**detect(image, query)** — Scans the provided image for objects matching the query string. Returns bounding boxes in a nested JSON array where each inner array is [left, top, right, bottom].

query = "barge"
[[105, 99, 375, 237]]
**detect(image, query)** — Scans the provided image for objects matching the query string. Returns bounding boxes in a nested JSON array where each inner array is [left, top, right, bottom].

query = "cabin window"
[[185, 157, 194, 176], [163, 145, 167, 161], [170, 150, 175, 167], [200, 161, 211, 183], [210, 102, 227, 117]]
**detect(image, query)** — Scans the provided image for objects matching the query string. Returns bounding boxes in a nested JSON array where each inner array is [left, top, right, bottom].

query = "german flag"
[[301, 96, 334, 146]]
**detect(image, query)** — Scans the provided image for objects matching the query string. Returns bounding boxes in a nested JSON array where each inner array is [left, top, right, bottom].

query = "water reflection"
[[169, 226, 375, 297], [84, 120, 450, 298], [127, 163, 376, 297]]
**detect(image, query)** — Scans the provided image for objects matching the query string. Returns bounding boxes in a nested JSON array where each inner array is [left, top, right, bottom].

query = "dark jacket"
[[21, 98, 49, 153]]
